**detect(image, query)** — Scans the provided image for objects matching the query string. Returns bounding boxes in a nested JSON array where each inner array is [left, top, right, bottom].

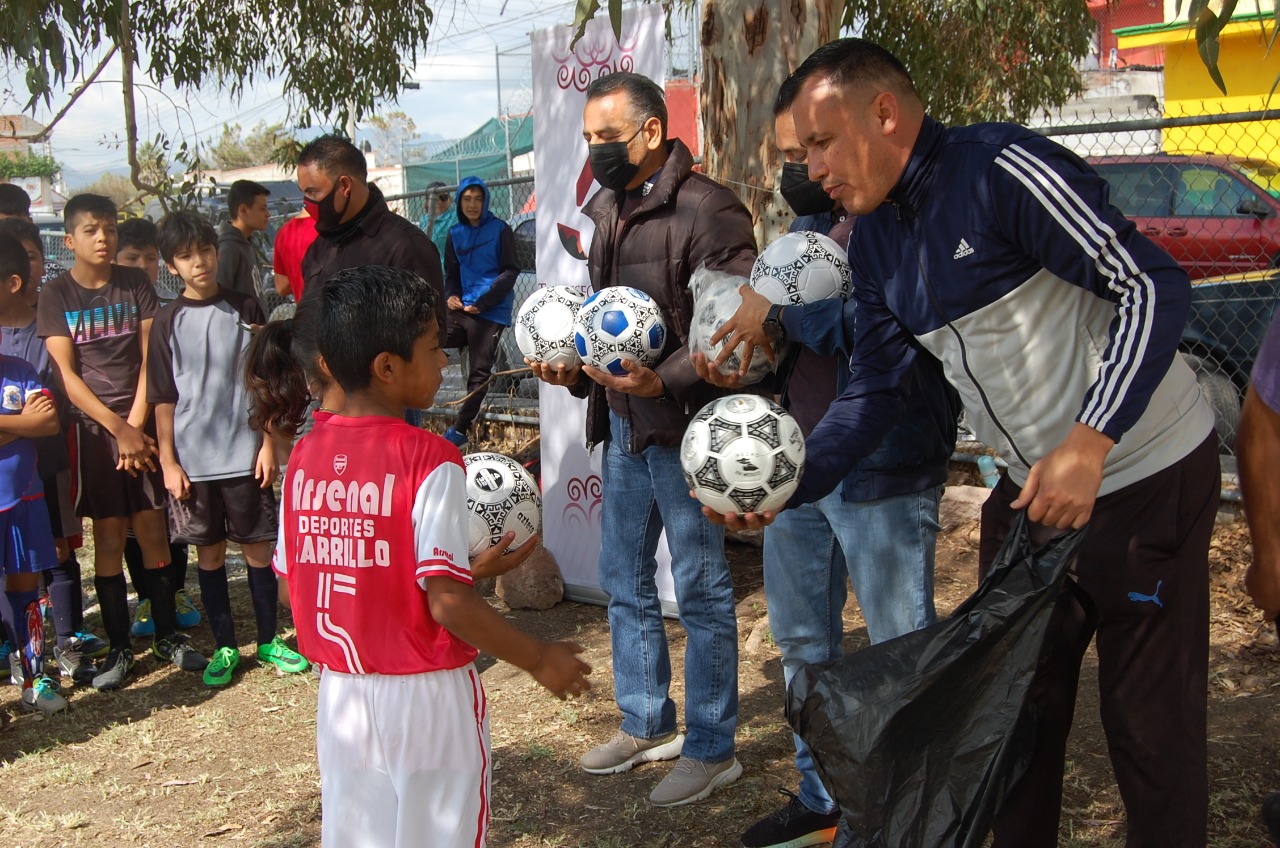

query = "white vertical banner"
[[531, 7, 676, 609]]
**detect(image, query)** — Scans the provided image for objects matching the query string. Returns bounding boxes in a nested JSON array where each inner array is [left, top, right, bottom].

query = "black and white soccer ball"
[[573, 286, 667, 376], [750, 231, 852, 305], [514, 285, 587, 369], [681, 394, 805, 515], [688, 283, 773, 385], [462, 453, 542, 558]]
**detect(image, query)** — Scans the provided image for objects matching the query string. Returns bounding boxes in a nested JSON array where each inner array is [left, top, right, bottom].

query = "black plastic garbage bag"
[[786, 513, 1084, 848]]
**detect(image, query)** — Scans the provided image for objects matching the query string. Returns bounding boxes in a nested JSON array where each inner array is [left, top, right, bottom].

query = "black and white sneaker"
[[152, 634, 208, 672], [92, 648, 135, 691], [55, 638, 98, 685], [740, 789, 840, 847]]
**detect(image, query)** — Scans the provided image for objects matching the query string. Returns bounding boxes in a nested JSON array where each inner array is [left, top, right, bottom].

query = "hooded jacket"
[[791, 116, 1214, 507], [574, 138, 757, 451], [444, 176, 519, 326]]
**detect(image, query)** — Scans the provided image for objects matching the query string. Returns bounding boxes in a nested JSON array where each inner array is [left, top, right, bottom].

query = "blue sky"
[[3, 0, 596, 186]]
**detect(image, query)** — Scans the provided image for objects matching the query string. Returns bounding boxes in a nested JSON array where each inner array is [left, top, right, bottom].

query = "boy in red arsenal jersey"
[[274, 265, 590, 848]]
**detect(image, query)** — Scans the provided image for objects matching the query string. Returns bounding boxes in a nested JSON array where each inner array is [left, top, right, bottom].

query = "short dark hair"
[[318, 265, 440, 392], [156, 211, 218, 265], [0, 218, 42, 254], [586, 72, 668, 137], [0, 184, 31, 218], [227, 180, 270, 219], [0, 231, 31, 290], [297, 135, 368, 181], [63, 194, 118, 233], [116, 218, 157, 253], [781, 38, 918, 114]]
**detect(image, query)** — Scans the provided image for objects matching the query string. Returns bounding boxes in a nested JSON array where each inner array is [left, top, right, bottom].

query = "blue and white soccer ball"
[[750, 231, 852, 305], [573, 287, 668, 376], [681, 394, 805, 515], [514, 285, 588, 370], [462, 453, 542, 558]]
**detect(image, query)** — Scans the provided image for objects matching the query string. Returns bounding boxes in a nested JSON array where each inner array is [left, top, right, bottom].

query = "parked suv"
[[1089, 153, 1280, 279]]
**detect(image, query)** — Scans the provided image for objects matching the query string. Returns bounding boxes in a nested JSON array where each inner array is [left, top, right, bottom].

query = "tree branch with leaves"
[[0, 0, 437, 209]]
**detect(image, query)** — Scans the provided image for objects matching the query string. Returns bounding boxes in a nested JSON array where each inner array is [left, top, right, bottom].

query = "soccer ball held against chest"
[[573, 286, 668, 376], [514, 285, 588, 370]]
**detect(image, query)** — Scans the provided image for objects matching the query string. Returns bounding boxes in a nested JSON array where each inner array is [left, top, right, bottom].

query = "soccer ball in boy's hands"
[[573, 287, 667, 376], [681, 394, 805, 515], [750, 231, 852, 305], [514, 285, 588, 370], [462, 453, 542, 558]]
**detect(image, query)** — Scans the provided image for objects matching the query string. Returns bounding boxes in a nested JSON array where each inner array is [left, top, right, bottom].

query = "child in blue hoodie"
[[441, 176, 519, 449]]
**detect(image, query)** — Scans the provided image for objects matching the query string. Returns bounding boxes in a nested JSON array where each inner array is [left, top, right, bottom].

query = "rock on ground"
[[496, 544, 565, 610]]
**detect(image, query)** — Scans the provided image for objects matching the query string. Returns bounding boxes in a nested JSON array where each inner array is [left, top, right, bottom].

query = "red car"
[[1089, 154, 1280, 279]]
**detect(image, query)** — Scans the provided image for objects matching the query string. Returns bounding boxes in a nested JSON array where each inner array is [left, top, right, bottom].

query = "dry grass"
[[0, 495, 1275, 847]]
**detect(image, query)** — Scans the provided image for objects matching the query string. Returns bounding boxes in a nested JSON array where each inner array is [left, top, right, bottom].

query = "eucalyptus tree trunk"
[[699, 0, 839, 245]]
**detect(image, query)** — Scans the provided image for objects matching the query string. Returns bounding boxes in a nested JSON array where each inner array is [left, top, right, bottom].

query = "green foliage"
[[848, 0, 1094, 125], [572, 0, 1092, 125], [0, 151, 60, 179], [0, 0, 435, 129], [71, 171, 142, 212], [208, 121, 296, 171]]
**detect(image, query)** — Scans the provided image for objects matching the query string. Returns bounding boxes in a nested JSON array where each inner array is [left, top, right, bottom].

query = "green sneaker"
[[130, 599, 154, 638], [257, 637, 309, 674], [203, 646, 240, 687]]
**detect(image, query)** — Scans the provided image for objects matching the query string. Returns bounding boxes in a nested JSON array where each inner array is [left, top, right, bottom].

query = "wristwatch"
[[763, 303, 787, 344]]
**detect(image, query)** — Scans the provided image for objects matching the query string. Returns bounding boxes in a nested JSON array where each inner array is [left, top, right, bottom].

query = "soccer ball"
[[573, 287, 668, 376], [514, 285, 587, 369], [688, 283, 773, 385], [681, 394, 805, 515], [462, 453, 542, 558], [750, 231, 852, 305]]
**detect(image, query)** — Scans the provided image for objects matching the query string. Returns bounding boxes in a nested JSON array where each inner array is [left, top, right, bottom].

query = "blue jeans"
[[598, 410, 738, 763], [764, 485, 942, 814]]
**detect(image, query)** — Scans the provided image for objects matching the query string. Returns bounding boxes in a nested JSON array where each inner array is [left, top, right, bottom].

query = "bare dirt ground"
[[0, 469, 1275, 848]]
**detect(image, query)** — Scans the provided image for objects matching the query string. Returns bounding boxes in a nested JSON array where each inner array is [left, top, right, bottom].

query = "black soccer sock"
[[123, 537, 149, 602], [170, 542, 189, 591], [144, 564, 177, 641], [246, 565, 279, 647], [5, 589, 41, 684], [94, 573, 131, 649], [46, 555, 82, 645], [198, 566, 236, 650]]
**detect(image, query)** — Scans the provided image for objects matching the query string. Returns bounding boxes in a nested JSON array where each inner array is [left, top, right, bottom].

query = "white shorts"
[[317, 664, 491, 848]]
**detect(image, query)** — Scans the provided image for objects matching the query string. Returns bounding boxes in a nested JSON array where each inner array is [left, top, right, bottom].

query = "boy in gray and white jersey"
[[151, 212, 309, 688]]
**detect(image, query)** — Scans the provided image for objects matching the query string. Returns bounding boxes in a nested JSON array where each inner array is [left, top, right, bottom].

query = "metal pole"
[[496, 45, 512, 180]]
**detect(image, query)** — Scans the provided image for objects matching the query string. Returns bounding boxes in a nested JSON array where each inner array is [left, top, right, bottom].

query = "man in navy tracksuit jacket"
[[718, 40, 1219, 847], [708, 107, 960, 848]]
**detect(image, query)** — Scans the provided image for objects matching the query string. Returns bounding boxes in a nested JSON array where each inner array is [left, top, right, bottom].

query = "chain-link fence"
[[387, 175, 540, 432], [1030, 105, 1280, 468], [397, 108, 1278, 469]]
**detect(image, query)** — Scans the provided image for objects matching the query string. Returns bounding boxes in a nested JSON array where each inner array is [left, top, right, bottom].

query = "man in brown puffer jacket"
[[529, 71, 756, 808]]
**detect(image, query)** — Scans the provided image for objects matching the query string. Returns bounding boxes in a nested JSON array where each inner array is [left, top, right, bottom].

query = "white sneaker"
[[579, 729, 685, 775], [649, 756, 743, 807]]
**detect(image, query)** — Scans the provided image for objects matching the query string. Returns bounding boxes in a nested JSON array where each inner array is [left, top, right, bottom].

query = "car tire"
[[1182, 353, 1241, 453]]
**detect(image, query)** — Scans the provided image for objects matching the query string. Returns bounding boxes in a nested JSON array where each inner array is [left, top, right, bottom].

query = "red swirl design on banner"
[[551, 25, 643, 92], [562, 474, 604, 529]]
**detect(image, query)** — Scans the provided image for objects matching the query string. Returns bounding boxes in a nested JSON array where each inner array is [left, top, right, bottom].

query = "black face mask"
[[589, 127, 643, 192], [313, 178, 349, 233], [780, 161, 836, 216]]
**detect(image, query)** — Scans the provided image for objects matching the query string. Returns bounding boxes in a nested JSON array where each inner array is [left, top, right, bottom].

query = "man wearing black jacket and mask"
[[528, 72, 756, 808], [296, 135, 443, 310], [696, 99, 959, 848]]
